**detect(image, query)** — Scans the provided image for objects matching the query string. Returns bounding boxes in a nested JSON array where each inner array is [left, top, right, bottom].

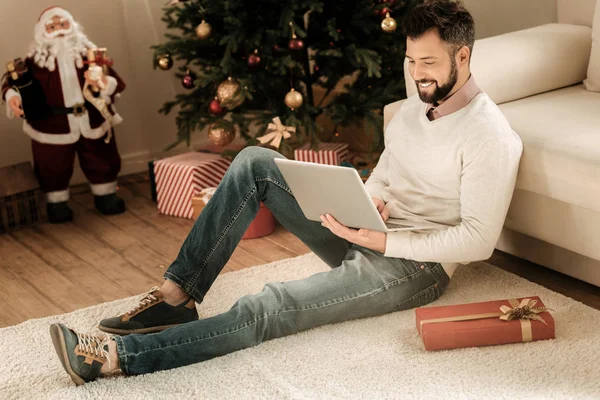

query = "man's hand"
[[320, 213, 387, 254], [372, 197, 389, 221], [8, 96, 24, 118]]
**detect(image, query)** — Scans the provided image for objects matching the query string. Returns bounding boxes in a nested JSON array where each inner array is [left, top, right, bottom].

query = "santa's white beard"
[[29, 25, 95, 71]]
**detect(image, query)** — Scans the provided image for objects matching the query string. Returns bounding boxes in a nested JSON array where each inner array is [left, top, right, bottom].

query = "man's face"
[[406, 29, 459, 104], [44, 15, 72, 38]]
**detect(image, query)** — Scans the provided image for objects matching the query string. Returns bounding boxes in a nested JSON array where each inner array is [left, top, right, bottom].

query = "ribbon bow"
[[499, 298, 551, 325], [256, 117, 296, 149]]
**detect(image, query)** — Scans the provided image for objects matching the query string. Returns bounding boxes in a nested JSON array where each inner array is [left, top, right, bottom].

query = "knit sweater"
[[365, 92, 523, 277]]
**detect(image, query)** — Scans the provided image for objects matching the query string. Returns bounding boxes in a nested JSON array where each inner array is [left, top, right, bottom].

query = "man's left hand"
[[320, 213, 387, 254]]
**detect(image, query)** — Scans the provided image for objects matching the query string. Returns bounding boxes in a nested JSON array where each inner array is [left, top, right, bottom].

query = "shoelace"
[[126, 286, 160, 315], [77, 332, 111, 369]]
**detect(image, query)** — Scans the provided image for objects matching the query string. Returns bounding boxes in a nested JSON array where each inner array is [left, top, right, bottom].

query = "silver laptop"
[[274, 158, 443, 233]]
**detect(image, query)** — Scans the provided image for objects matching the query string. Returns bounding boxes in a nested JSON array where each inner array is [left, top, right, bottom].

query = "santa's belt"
[[51, 102, 87, 117]]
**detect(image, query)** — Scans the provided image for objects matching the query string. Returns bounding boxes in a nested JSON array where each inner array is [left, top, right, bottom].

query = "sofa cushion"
[[584, 0, 600, 91], [404, 24, 592, 104], [498, 84, 600, 213]]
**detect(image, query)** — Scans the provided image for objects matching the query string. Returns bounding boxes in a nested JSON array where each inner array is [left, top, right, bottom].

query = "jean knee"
[[233, 146, 284, 174]]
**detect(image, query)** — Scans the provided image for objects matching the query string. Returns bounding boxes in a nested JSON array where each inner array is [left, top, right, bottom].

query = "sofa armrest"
[[383, 99, 407, 131], [404, 23, 592, 105]]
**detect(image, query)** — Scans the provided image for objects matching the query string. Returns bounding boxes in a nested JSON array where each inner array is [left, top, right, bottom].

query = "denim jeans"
[[113, 146, 450, 375]]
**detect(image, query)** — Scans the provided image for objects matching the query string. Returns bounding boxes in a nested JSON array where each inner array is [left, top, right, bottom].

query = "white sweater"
[[365, 93, 523, 277]]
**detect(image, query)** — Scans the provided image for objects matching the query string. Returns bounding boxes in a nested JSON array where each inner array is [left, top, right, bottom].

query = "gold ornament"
[[256, 117, 296, 149], [381, 12, 397, 33], [196, 20, 212, 39], [216, 77, 245, 109], [284, 88, 303, 110], [208, 120, 235, 146], [157, 54, 173, 70]]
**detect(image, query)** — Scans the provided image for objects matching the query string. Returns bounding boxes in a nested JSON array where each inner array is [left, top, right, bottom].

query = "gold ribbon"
[[419, 298, 553, 343], [256, 117, 295, 149]]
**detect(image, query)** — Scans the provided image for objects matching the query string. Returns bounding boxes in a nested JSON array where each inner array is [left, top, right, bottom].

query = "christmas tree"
[[153, 0, 422, 156]]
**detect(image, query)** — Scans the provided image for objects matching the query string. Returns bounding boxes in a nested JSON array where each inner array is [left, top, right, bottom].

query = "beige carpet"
[[1, 253, 599, 399]]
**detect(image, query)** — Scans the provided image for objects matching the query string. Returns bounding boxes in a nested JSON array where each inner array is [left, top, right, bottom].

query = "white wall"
[[464, 0, 558, 39], [0, 0, 559, 183]]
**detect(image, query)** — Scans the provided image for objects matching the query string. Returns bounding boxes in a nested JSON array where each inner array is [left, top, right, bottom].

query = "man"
[[2, 7, 126, 223], [49, 0, 522, 386]]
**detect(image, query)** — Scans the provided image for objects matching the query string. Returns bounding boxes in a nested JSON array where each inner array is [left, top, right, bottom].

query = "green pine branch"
[[152, 0, 424, 155]]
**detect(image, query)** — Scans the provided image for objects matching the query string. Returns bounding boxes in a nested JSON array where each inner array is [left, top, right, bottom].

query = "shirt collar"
[[425, 74, 482, 120]]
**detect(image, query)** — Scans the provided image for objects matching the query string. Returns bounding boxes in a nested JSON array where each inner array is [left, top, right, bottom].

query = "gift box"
[[148, 160, 158, 203], [192, 189, 276, 239], [415, 296, 555, 351], [191, 187, 217, 219], [0, 162, 46, 234], [241, 202, 276, 239], [154, 152, 231, 219], [294, 142, 350, 165]]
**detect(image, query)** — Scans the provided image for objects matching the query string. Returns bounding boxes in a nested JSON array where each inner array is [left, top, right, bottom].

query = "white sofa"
[[384, 0, 600, 287]]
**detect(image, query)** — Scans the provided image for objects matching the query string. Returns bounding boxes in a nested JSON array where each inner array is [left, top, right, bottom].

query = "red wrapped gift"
[[154, 152, 231, 219], [415, 296, 555, 351], [241, 202, 276, 239], [294, 142, 350, 165], [192, 192, 275, 239]]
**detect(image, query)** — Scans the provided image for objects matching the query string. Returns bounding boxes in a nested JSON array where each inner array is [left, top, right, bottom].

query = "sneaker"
[[49, 323, 111, 386], [98, 286, 198, 335]]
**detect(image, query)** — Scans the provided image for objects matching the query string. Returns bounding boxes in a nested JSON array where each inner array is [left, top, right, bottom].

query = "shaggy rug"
[[1, 253, 599, 399]]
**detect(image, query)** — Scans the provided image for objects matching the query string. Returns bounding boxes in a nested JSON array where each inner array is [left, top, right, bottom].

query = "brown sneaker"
[[98, 286, 199, 335], [49, 323, 111, 386]]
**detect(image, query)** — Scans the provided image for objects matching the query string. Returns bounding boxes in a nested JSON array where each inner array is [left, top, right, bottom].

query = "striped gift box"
[[154, 152, 231, 219], [293, 142, 350, 165]]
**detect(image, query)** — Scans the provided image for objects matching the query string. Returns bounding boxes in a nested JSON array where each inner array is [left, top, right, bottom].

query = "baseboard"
[[70, 149, 154, 186], [69, 136, 246, 186], [496, 227, 600, 287]]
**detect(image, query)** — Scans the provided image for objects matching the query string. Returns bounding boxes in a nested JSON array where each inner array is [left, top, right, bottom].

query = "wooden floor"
[[1, 174, 598, 328]]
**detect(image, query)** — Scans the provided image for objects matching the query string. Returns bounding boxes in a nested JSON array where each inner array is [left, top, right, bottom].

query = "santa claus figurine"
[[2, 7, 126, 223]]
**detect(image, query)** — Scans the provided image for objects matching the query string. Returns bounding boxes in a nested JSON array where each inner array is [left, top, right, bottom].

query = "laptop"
[[273, 158, 444, 233]]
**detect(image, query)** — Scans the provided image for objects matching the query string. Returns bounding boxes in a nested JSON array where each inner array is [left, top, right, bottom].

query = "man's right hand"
[[372, 197, 390, 222], [8, 96, 24, 118]]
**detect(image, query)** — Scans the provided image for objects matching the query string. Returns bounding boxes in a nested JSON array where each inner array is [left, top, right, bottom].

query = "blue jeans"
[[113, 146, 450, 375]]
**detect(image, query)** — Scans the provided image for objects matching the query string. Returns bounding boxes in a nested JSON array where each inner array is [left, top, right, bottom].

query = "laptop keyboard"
[[385, 221, 414, 229]]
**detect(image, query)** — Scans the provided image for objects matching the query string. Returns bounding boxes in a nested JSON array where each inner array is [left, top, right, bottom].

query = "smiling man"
[[49, 0, 523, 386]]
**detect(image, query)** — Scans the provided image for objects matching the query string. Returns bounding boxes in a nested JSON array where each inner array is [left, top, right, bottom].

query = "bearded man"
[[2, 6, 126, 223], [48, 0, 524, 387]]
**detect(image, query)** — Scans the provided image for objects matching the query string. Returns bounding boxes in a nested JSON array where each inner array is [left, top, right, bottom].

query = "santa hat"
[[37, 6, 75, 29]]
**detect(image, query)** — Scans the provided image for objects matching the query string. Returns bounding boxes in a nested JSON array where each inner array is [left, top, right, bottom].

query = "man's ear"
[[456, 45, 470, 67]]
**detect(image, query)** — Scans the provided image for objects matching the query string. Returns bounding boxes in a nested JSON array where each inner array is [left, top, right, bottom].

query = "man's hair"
[[403, 0, 475, 59]]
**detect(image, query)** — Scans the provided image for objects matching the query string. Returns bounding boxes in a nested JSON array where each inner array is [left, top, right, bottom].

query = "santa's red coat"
[[2, 55, 125, 140]]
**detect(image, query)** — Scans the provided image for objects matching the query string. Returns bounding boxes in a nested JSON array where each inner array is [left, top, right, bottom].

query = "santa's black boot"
[[47, 201, 74, 224], [94, 193, 126, 215]]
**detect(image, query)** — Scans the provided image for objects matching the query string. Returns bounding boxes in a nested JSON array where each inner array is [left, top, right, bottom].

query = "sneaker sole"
[[49, 323, 86, 386], [97, 323, 182, 335]]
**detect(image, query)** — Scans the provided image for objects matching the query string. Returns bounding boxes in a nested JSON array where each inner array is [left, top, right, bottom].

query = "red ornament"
[[248, 52, 261, 68], [289, 38, 305, 51], [209, 98, 226, 115], [380, 7, 391, 16], [182, 72, 196, 89]]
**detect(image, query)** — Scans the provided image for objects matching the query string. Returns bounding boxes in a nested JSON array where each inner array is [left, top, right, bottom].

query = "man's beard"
[[415, 57, 458, 105]]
